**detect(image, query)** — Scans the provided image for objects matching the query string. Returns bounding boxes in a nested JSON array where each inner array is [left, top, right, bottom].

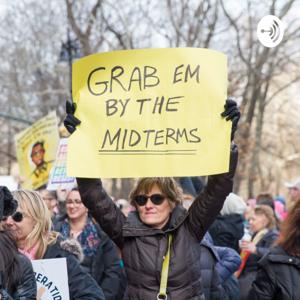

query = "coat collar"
[[267, 246, 300, 268]]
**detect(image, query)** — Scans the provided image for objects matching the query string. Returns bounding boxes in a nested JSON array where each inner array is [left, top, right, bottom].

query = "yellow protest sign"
[[15, 111, 60, 189], [68, 48, 230, 178]]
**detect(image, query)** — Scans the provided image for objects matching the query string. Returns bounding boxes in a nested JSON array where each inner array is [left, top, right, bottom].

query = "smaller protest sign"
[[15, 111, 60, 190], [47, 138, 76, 190], [32, 258, 69, 300]]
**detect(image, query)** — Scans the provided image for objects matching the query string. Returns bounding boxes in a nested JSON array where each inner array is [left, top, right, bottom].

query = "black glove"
[[63, 100, 81, 134], [221, 98, 241, 141], [0, 186, 17, 221]]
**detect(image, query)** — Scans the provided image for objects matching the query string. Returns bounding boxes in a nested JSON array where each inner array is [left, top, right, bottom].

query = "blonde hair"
[[12, 190, 58, 259], [129, 177, 182, 208], [254, 205, 276, 230]]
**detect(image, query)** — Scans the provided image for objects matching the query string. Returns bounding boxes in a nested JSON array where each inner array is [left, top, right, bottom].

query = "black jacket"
[[77, 145, 238, 300], [54, 216, 126, 300], [1, 254, 36, 300], [209, 213, 244, 252], [43, 239, 105, 300], [248, 246, 300, 300]]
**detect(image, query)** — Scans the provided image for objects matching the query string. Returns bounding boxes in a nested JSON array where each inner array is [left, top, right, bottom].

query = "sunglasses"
[[133, 194, 166, 206], [2, 211, 24, 223]]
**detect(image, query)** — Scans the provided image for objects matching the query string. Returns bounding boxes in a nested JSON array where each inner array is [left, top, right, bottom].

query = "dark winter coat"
[[77, 145, 238, 300], [202, 232, 241, 300], [242, 229, 279, 274], [54, 216, 126, 300], [209, 213, 244, 252], [43, 239, 105, 300], [239, 229, 279, 300], [1, 254, 37, 300], [215, 245, 241, 283], [202, 232, 241, 283], [248, 246, 300, 300], [199, 241, 227, 300]]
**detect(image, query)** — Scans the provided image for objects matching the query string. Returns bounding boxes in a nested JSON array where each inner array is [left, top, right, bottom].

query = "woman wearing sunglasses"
[[3, 190, 106, 300], [65, 98, 240, 299]]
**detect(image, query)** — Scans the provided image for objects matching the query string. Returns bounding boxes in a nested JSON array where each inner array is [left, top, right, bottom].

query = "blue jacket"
[[199, 240, 227, 300], [203, 232, 241, 282]]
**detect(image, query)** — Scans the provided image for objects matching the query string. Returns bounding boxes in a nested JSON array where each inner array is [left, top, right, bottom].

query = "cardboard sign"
[[47, 138, 76, 190], [32, 258, 70, 300], [15, 111, 60, 189], [68, 48, 230, 178]]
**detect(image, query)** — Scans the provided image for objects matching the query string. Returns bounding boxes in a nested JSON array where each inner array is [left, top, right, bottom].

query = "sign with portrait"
[[15, 111, 60, 189], [67, 48, 230, 178], [32, 258, 70, 300]]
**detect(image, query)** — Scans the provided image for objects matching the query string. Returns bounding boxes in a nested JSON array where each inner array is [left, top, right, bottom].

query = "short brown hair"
[[129, 177, 182, 208], [254, 205, 276, 230]]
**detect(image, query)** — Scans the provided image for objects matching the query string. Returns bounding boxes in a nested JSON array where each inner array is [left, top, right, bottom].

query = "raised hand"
[[63, 100, 81, 134], [221, 98, 241, 141]]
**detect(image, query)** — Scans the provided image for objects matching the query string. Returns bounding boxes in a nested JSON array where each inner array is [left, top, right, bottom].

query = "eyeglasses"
[[133, 194, 166, 206], [2, 211, 24, 223], [66, 199, 82, 206]]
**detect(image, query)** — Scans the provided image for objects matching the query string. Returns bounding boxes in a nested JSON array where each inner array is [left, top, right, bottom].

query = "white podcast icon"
[[257, 15, 285, 48]]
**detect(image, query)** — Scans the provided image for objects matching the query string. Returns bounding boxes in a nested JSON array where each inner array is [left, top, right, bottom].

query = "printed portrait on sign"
[[30, 141, 54, 179]]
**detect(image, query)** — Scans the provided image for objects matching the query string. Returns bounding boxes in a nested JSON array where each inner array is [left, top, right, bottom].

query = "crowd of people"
[[0, 99, 299, 300]]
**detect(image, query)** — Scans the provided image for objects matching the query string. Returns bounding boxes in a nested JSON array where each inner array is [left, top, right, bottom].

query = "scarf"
[[61, 216, 101, 257], [235, 228, 269, 278]]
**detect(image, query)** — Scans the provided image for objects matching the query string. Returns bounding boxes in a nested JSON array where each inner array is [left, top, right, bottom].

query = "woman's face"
[[249, 213, 269, 233], [40, 190, 57, 212], [136, 184, 172, 229], [66, 190, 88, 221], [3, 209, 36, 246]]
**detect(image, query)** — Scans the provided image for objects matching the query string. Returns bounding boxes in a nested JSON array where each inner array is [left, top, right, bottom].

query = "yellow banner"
[[15, 111, 60, 189], [68, 48, 230, 178]]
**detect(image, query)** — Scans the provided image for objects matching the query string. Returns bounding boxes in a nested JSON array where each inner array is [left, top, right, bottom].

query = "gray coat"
[[77, 145, 238, 300]]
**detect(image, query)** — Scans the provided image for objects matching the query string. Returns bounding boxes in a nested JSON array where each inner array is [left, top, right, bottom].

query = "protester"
[[39, 189, 58, 219], [0, 186, 36, 300], [0, 231, 37, 300], [248, 199, 300, 299], [273, 195, 287, 221], [3, 190, 106, 300], [256, 192, 281, 228], [209, 192, 246, 252], [199, 240, 226, 300], [256, 193, 275, 210], [175, 176, 204, 197], [115, 199, 133, 217], [244, 198, 256, 222], [285, 177, 300, 209], [237, 205, 279, 300], [203, 233, 241, 300], [64, 98, 240, 299], [54, 188, 125, 300], [0, 186, 17, 221]]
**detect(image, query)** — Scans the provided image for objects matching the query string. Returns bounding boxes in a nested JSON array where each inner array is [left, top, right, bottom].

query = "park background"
[[0, 0, 299, 200]]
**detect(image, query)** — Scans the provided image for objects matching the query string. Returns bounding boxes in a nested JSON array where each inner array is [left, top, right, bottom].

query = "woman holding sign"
[[3, 190, 106, 300], [64, 99, 240, 299]]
